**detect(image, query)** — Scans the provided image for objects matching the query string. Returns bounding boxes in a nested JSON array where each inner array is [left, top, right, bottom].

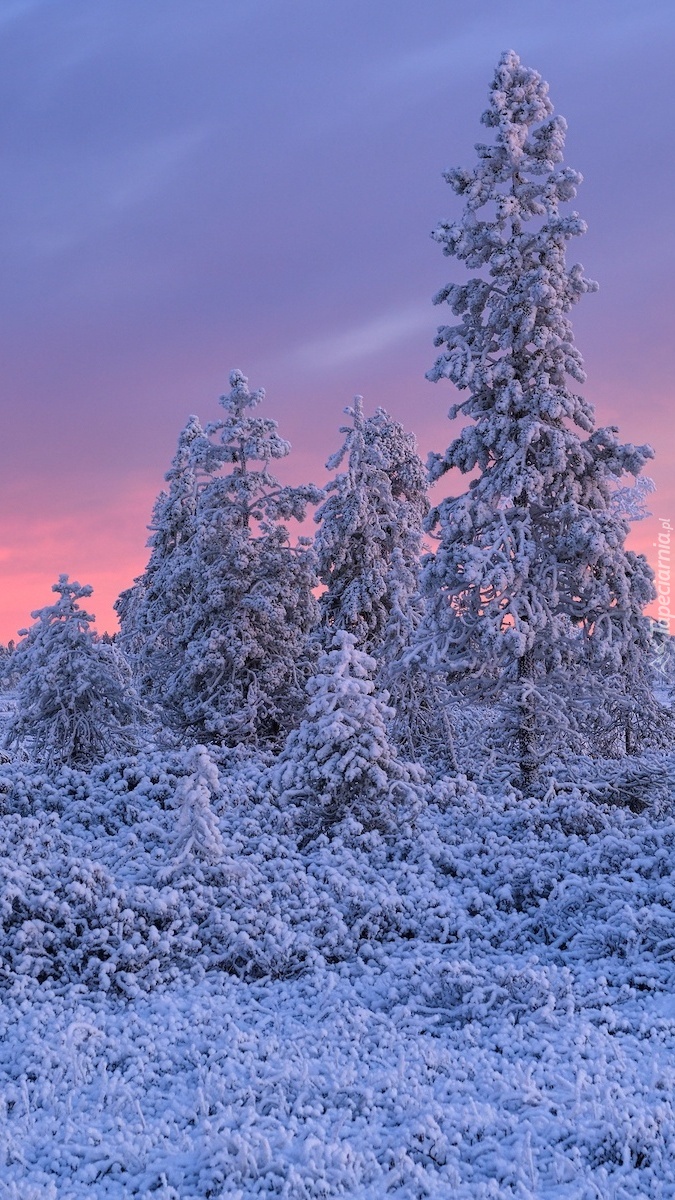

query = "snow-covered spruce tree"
[[115, 414, 204, 706], [315, 397, 428, 658], [271, 630, 424, 840], [0, 638, 17, 689], [6, 576, 140, 768], [164, 744, 224, 872], [592, 561, 673, 756], [594, 475, 671, 754], [314, 399, 457, 765], [416, 50, 661, 781], [163, 370, 322, 747]]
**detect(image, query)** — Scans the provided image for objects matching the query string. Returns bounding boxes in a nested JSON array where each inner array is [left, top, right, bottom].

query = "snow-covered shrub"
[[5, 577, 141, 770], [416, 956, 574, 1027], [270, 630, 425, 840], [0, 810, 178, 992]]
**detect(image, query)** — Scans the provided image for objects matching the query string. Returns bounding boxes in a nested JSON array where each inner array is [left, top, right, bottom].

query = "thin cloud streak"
[[375, 1, 673, 95], [293, 304, 433, 371], [0, 0, 49, 28]]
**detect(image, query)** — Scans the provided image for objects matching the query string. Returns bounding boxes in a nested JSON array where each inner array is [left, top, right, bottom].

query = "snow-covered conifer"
[[650, 620, 675, 710], [115, 414, 203, 702], [592, 556, 673, 755], [315, 399, 463, 766], [417, 50, 662, 779], [315, 397, 427, 658], [271, 630, 424, 838], [0, 639, 17, 689], [6, 576, 140, 768], [163, 370, 322, 746], [167, 744, 224, 868]]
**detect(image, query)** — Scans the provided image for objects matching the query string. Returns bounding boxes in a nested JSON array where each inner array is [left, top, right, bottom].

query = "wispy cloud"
[[0, 0, 50, 28], [108, 127, 210, 213], [4, 124, 210, 261], [368, 4, 673, 103], [293, 302, 432, 370]]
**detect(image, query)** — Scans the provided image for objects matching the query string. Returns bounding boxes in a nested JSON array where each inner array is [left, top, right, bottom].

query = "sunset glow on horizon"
[[1, 1, 673, 642]]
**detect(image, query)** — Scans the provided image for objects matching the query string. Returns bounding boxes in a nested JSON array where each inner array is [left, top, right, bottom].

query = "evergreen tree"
[[315, 399, 463, 768], [590, 557, 672, 756], [313, 399, 457, 765], [162, 370, 322, 746], [0, 639, 17, 689], [596, 475, 670, 754], [416, 50, 660, 780], [6, 576, 140, 768], [115, 414, 204, 703], [315, 397, 427, 659], [271, 630, 424, 839], [166, 745, 224, 870]]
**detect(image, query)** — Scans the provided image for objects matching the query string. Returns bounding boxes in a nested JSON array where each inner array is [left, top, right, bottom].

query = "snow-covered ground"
[[2, 751, 675, 1196]]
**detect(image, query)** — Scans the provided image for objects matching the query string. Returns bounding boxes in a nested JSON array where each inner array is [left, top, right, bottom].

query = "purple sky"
[[1, 0, 673, 639]]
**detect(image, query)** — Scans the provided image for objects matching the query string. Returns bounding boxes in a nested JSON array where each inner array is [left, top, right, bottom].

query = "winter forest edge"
[[2, 52, 675, 1198]]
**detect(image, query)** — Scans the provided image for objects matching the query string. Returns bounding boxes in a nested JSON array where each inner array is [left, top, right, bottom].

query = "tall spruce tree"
[[416, 50, 660, 780], [160, 370, 321, 747]]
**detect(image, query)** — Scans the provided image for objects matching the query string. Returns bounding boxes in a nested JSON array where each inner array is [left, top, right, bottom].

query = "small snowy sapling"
[[271, 630, 424, 840], [6, 576, 141, 768], [167, 744, 224, 868]]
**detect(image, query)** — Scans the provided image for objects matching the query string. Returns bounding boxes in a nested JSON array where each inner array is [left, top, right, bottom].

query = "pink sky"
[[0, 1, 673, 641]]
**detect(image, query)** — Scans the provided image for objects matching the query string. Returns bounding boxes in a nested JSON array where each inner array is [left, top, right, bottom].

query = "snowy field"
[[2, 751, 675, 1197]]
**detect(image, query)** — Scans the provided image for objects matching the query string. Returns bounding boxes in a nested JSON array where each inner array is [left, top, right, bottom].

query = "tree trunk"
[[429, 675, 459, 773], [518, 647, 536, 789]]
